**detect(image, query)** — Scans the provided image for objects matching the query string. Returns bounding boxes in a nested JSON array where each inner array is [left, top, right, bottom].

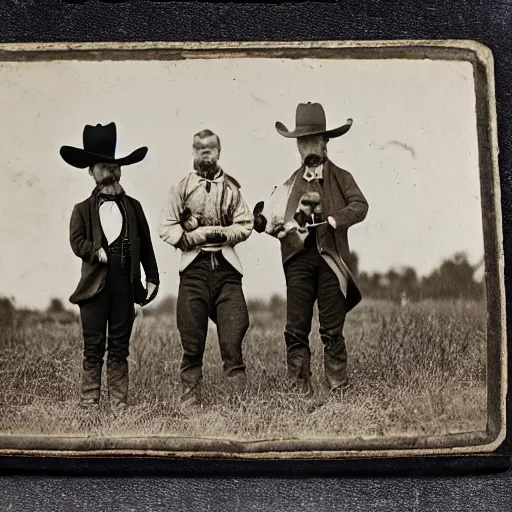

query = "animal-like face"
[[297, 134, 329, 168], [193, 134, 220, 175], [89, 162, 121, 188]]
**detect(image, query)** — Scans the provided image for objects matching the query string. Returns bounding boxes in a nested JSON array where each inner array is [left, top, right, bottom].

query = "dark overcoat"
[[268, 159, 369, 313], [69, 189, 160, 306]]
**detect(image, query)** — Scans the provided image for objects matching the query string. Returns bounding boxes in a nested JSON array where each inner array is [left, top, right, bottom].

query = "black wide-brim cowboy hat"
[[275, 102, 353, 139], [60, 122, 148, 169]]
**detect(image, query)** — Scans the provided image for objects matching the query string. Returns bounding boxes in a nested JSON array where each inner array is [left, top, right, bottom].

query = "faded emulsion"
[[0, 40, 505, 461]]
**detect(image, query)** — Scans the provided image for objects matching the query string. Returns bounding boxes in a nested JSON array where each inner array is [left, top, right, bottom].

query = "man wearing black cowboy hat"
[[61, 122, 160, 415], [253, 102, 369, 397]]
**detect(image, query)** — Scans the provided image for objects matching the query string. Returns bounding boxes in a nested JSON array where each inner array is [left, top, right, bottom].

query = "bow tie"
[[99, 193, 123, 203], [100, 193, 116, 201]]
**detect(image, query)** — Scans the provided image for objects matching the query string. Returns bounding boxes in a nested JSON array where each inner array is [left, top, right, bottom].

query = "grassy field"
[[0, 298, 487, 442]]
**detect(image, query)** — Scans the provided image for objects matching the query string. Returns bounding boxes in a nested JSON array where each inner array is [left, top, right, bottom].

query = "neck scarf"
[[195, 166, 223, 192]]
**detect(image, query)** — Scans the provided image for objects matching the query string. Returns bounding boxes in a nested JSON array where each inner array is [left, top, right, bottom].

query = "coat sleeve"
[[158, 181, 223, 251], [217, 188, 254, 246], [159, 183, 187, 249], [69, 204, 99, 264], [135, 200, 160, 286], [327, 170, 369, 230]]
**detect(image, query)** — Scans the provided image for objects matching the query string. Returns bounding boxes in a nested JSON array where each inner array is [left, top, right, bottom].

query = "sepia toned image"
[[0, 41, 505, 458]]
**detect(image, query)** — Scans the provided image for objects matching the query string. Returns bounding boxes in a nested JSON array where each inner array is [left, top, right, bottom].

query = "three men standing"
[[159, 130, 253, 409], [254, 103, 369, 397], [62, 123, 160, 415], [64, 104, 367, 411]]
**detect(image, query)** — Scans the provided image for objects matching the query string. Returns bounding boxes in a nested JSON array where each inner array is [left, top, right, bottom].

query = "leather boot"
[[286, 345, 313, 397], [322, 331, 349, 392], [107, 361, 129, 416], [226, 371, 247, 398], [79, 366, 102, 409], [179, 378, 202, 413]]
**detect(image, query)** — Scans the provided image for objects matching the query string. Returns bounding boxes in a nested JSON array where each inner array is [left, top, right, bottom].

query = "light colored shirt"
[[302, 163, 323, 182], [99, 200, 123, 245], [159, 170, 253, 274]]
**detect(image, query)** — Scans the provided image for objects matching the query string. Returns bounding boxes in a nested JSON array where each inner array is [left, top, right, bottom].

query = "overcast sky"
[[0, 57, 485, 310]]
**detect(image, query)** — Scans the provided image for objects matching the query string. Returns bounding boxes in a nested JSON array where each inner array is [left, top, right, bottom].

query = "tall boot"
[[226, 370, 247, 398], [322, 331, 349, 394], [286, 344, 313, 397], [107, 361, 129, 416], [79, 365, 102, 409], [179, 376, 203, 416]]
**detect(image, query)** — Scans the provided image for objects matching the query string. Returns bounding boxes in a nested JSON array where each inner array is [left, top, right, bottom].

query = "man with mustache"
[[159, 129, 253, 410], [253, 103, 369, 397], [61, 122, 160, 415]]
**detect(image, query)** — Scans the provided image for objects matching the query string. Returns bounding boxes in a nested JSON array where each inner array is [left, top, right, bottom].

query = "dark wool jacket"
[[69, 189, 160, 306], [266, 159, 369, 313]]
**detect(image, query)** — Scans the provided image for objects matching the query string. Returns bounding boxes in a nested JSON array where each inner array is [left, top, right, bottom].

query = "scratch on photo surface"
[[249, 92, 270, 106], [380, 140, 416, 158]]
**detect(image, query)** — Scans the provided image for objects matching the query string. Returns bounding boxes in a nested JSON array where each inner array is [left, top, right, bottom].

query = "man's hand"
[[205, 231, 228, 244], [272, 219, 285, 233], [277, 221, 308, 240], [181, 207, 199, 232], [146, 282, 158, 301], [202, 226, 229, 244], [183, 226, 225, 248], [97, 248, 108, 263]]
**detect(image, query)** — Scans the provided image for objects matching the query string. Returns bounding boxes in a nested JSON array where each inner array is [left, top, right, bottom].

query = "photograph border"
[[0, 39, 506, 461]]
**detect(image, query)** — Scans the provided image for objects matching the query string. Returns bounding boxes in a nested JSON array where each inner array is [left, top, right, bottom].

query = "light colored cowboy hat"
[[60, 122, 148, 169], [275, 102, 353, 139]]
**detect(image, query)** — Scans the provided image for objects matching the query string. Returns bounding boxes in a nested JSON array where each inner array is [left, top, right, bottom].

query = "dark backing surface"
[[0, 470, 511, 512], [0, 0, 510, 509]]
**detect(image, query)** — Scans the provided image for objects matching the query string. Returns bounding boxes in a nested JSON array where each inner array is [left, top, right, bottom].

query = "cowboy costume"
[[254, 102, 369, 396], [61, 122, 160, 414]]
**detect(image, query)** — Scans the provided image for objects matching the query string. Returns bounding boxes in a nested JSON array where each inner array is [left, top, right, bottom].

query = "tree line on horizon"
[[146, 250, 485, 315], [346, 250, 485, 303], [0, 250, 485, 324]]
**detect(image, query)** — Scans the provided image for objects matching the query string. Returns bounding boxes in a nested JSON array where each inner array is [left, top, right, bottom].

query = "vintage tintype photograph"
[[0, 41, 505, 459]]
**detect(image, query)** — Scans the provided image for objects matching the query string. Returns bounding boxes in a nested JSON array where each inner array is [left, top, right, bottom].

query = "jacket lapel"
[[88, 191, 103, 249], [316, 160, 333, 239], [322, 159, 336, 213], [324, 159, 348, 208], [120, 195, 137, 240]]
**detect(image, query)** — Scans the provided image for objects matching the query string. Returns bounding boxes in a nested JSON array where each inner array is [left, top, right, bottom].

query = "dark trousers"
[[176, 251, 249, 389], [79, 257, 135, 373], [284, 245, 348, 390]]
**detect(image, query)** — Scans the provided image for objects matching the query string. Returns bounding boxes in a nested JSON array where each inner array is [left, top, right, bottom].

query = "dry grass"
[[0, 299, 487, 442]]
